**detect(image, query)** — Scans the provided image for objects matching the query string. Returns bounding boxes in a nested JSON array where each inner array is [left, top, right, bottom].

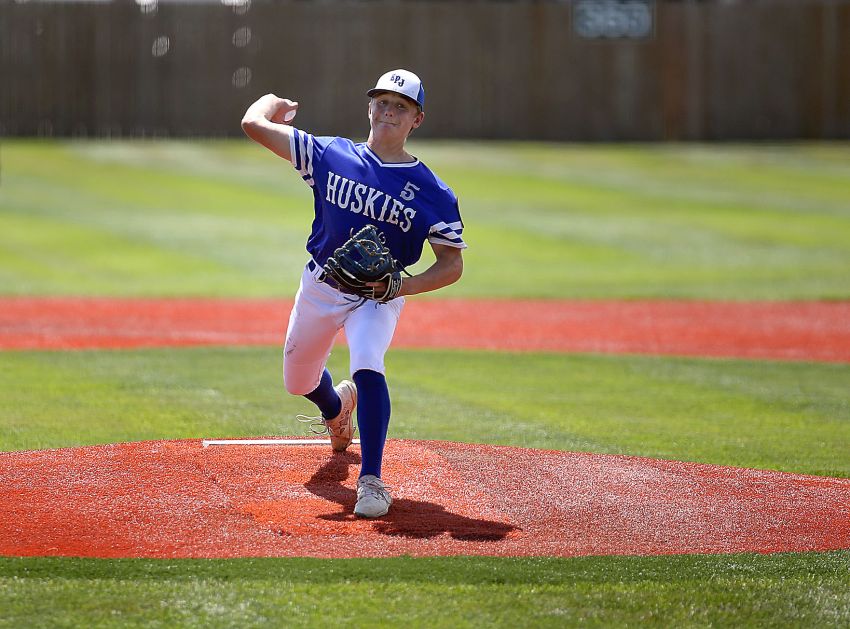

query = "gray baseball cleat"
[[354, 474, 392, 518]]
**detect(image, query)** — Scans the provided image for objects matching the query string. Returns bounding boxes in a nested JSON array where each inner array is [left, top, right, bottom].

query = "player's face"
[[368, 92, 424, 139]]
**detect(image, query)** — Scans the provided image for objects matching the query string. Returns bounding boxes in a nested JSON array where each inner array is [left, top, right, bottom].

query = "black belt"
[[307, 259, 325, 280], [307, 259, 342, 291]]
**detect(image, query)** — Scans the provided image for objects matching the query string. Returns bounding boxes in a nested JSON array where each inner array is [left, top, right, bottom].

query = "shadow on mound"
[[2, 438, 849, 558], [305, 451, 518, 542]]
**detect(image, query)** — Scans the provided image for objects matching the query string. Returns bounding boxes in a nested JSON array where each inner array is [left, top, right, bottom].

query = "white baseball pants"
[[282, 262, 405, 395]]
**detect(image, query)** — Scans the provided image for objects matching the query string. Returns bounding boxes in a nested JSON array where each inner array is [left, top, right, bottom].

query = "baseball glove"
[[323, 224, 406, 302]]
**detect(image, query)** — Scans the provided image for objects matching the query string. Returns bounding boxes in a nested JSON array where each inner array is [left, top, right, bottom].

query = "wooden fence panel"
[[1, 0, 847, 140]]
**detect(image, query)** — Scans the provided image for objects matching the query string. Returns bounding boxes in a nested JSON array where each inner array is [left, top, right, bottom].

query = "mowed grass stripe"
[[1, 553, 848, 628], [2, 140, 849, 298], [1, 347, 847, 478], [1, 141, 313, 296]]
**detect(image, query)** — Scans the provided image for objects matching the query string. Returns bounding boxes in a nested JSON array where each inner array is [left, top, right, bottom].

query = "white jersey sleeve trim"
[[428, 220, 467, 249], [291, 129, 316, 187]]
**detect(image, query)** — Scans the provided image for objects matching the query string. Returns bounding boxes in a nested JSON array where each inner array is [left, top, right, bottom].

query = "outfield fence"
[[2, 0, 849, 140]]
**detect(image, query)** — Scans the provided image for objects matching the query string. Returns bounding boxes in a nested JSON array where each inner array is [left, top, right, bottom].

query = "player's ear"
[[411, 110, 425, 130]]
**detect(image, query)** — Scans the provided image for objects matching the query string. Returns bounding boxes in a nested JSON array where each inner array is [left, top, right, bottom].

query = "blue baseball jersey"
[[289, 129, 466, 269]]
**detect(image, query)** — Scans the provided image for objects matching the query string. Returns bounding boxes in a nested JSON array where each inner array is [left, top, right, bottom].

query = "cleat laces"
[[296, 414, 358, 437], [359, 478, 391, 502], [296, 414, 330, 435]]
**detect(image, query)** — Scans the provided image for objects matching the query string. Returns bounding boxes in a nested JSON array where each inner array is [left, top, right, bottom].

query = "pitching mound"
[[2, 439, 849, 559]]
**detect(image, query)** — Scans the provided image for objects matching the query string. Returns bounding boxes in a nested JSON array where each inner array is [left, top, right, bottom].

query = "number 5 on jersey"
[[400, 181, 420, 201]]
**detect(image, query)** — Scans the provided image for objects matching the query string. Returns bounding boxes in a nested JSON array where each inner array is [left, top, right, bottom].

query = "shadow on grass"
[[304, 451, 518, 542]]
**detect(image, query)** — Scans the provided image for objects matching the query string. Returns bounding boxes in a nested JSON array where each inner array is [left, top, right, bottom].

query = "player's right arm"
[[241, 94, 299, 162]]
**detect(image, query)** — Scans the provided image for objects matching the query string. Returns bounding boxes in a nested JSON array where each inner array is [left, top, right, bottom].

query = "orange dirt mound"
[[2, 439, 848, 558], [1, 297, 849, 362]]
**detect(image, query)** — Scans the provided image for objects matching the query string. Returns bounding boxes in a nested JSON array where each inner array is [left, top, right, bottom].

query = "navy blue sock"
[[303, 369, 341, 419], [353, 369, 390, 478]]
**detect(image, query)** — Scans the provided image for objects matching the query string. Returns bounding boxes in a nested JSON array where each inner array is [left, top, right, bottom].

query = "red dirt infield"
[[2, 438, 849, 559], [1, 297, 849, 362], [2, 297, 849, 559]]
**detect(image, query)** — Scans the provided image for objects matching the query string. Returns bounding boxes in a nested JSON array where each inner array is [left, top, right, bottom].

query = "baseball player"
[[241, 69, 466, 518]]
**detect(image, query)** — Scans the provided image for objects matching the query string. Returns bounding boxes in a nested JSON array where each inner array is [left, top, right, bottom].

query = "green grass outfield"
[[2, 348, 849, 478], [2, 140, 850, 299], [2, 140, 850, 627]]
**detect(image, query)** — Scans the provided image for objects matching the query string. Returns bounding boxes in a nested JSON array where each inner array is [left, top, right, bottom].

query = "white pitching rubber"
[[202, 438, 360, 448]]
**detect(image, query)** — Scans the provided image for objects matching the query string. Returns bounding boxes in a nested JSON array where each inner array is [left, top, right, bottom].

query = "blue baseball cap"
[[367, 69, 425, 111]]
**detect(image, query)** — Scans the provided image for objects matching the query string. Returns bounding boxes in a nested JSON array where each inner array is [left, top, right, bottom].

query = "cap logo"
[[390, 74, 406, 87]]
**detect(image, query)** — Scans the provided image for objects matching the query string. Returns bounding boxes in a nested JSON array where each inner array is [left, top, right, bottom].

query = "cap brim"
[[366, 88, 422, 109]]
